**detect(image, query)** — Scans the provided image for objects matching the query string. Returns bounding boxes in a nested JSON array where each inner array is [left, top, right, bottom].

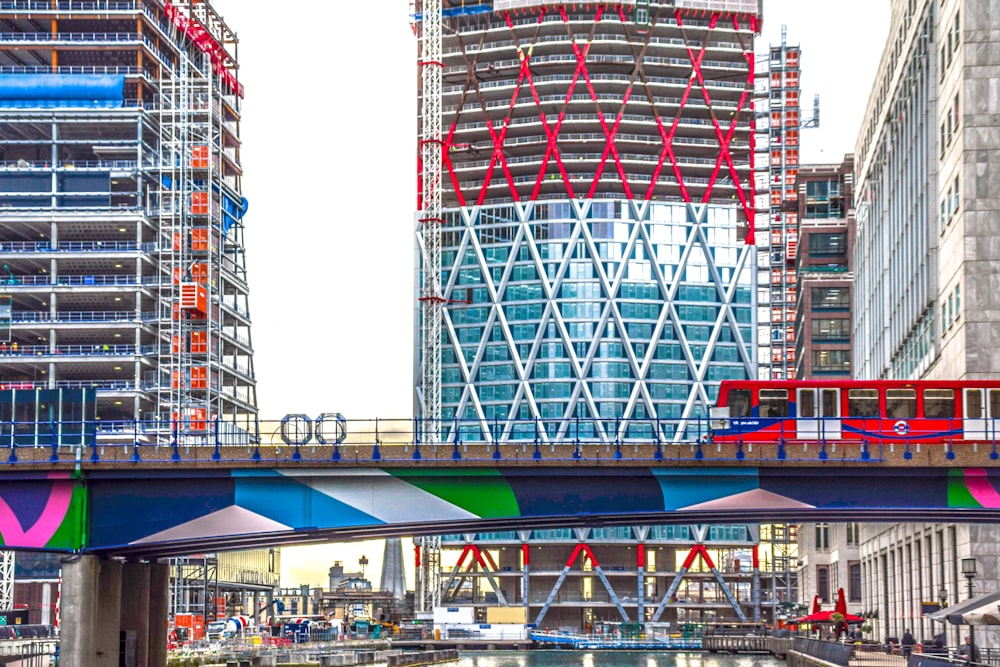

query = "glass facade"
[[430, 198, 754, 443]]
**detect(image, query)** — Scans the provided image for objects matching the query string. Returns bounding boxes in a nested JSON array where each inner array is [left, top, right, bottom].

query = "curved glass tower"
[[415, 0, 760, 443]]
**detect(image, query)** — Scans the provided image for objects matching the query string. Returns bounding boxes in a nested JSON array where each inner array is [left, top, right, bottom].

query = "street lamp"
[[962, 557, 977, 662], [359, 554, 369, 579]]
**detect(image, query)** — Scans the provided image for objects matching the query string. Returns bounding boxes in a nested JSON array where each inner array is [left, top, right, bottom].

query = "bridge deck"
[[2, 438, 994, 468]]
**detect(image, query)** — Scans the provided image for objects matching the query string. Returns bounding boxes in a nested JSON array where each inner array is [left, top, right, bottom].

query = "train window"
[[728, 389, 752, 417], [759, 389, 789, 418], [991, 390, 1000, 418], [886, 389, 917, 419], [799, 390, 815, 418], [966, 389, 984, 419], [924, 389, 955, 418], [848, 389, 880, 417]]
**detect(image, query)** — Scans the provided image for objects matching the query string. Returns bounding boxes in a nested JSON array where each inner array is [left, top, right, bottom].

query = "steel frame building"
[[413, 0, 762, 446], [425, 523, 799, 630], [0, 0, 257, 444]]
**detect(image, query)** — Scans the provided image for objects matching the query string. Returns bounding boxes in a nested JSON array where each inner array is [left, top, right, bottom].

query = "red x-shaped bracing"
[[437, 6, 756, 231]]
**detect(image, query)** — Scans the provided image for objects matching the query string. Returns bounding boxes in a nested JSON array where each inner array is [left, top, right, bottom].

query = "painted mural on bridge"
[[0, 471, 86, 550], [4, 467, 1000, 553]]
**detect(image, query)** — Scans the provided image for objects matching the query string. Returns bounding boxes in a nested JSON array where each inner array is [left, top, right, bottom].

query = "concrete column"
[[148, 561, 169, 667], [60, 554, 100, 667], [120, 561, 151, 667], [95, 559, 122, 667]]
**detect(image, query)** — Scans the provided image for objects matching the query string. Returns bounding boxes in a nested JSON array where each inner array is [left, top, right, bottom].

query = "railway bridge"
[[4, 416, 1000, 666]]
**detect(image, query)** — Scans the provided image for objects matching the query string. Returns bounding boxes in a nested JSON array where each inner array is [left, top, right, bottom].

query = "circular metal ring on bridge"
[[314, 413, 347, 445], [280, 414, 313, 446]]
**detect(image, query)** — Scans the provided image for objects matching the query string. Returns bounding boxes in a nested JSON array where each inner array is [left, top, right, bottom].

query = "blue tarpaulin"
[[0, 74, 125, 108]]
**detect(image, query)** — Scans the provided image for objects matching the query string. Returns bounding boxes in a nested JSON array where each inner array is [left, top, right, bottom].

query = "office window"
[[813, 349, 850, 373], [817, 565, 830, 602], [816, 523, 830, 549], [812, 318, 850, 341], [811, 287, 850, 309], [808, 233, 847, 256], [849, 562, 862, 602]]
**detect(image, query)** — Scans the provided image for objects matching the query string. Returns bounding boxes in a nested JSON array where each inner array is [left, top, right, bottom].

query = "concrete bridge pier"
[[61, 555, 168, 667]]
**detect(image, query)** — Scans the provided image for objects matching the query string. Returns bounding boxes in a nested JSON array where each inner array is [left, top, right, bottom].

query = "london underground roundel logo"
[[894, 420, 910, 436]]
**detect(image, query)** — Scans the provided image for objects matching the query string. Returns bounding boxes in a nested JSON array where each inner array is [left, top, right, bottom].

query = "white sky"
[[208, 0, 891, 589]]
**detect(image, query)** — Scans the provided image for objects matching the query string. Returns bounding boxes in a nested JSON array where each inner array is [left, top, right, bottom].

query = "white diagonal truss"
[[427, 199, 755, 444]]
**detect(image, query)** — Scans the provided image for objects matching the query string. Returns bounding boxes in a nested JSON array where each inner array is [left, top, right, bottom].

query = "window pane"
[[821, 389, 839, 417], [799, 390, 816, 418], [991, 390, 1000, 418], [848, 389, 880, 417], [728, 389, 752, 417], [886, 389, 917, 419], [811, 287, 850, 309], [965, 389, 983, 419], [760, 389, 789, 418], [924, 389, 955, 418]]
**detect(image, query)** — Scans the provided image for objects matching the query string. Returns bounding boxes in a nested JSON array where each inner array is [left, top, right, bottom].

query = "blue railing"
[[1, 414, 998, 466]]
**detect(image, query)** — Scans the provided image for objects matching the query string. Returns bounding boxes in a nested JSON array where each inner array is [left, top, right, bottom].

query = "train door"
[[962, 388, 1000, 440], [796, 388, 841, 440]]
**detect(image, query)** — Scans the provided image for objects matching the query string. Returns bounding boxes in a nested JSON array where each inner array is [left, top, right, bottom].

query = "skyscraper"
[[0, 1, 257, 442], [414, 0, 761, 443], [852, 0, 1000, 645]]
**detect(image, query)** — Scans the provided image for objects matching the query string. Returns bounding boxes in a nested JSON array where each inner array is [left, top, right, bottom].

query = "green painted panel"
[[391, 469, 520, 518], [948, 469, 980, 508]]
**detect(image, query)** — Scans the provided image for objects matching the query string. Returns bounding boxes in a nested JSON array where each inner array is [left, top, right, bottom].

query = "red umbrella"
[[835, 588, 848, 615], [796, 610, 865, 625], [812, 594, 821, 614]]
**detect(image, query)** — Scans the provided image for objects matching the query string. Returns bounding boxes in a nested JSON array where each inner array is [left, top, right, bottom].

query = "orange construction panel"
[[172, 370, 182, 389], [191, 263, 209, 286], [191, 331, 207, 354], [191, 192, 209, 216], [191, 145, 209, 169], [190, 408, 207, 431], [179, 283, 207, 317], [191, 228, 209, 251], [190, 366, 207, 389]]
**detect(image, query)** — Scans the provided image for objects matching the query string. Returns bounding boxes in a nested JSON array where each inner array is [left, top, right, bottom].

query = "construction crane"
[[416, 0, 443, 447]]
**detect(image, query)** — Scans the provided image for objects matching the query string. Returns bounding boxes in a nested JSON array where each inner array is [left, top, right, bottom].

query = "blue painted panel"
[[234, 475, 383, 529]]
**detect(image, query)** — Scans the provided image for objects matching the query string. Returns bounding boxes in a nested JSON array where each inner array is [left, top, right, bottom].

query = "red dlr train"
[[710, 380, 1000, 443]]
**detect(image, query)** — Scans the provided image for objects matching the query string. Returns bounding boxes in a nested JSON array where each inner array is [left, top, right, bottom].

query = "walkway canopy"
[[925, 591, 1000, 626]]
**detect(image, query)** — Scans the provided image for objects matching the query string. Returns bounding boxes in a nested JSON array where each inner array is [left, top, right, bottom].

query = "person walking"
[[958, 635, 979, 664], [901, 629, 915, 657]]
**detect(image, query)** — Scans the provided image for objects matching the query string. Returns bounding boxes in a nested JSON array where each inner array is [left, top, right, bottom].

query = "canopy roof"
[[925, 591, 1000, 626]]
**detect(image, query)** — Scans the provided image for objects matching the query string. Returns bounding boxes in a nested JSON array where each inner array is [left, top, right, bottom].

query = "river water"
[[456, 651, 787, 667]]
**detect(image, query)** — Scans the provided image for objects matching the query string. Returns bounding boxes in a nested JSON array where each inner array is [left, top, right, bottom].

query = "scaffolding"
[[415, 0, 444, 443], [0, 0, 256, 440], [0, 552, 12, 611]]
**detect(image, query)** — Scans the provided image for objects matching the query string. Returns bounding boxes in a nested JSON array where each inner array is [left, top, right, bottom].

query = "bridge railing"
[[0, 415, 995, 466]]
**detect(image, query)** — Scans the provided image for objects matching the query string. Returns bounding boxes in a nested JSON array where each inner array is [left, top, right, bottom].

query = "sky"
[[207, 0, 891, 589]]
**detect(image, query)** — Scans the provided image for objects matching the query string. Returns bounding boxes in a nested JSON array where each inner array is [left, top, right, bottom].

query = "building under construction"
[[0, 0, 263, 632], [408, 0, 805, 625], [0, 0, 256, 443]]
